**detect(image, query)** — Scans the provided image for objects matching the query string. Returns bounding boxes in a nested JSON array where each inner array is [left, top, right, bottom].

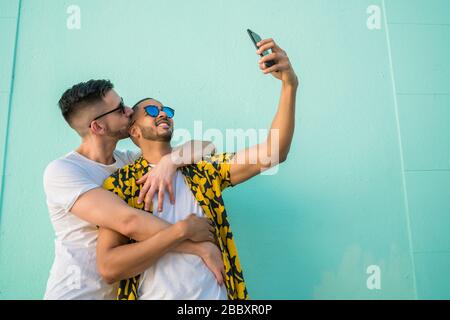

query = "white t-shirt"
[[43, 150, 140, 300], [138, 167, 228, 300]]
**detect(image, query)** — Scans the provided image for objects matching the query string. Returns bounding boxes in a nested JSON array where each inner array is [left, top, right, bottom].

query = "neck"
[[76, 136, 118, 165], [140, 140, 172, 165]]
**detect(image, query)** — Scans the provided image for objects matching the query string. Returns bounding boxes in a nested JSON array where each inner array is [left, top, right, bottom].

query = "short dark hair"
[[58, 79, 114, 125], [132, 97, 154, 109]]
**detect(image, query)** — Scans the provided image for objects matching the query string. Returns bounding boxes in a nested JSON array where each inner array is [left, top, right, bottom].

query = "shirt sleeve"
[[209, 152, 236, 191], [43, 159, 99, 213]]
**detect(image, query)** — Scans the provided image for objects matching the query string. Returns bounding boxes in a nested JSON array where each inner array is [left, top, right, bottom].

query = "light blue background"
[[0, 0, 449, 299]]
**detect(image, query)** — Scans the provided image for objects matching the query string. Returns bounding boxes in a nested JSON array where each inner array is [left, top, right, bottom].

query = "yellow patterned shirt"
[[102, 153, 249, 300]]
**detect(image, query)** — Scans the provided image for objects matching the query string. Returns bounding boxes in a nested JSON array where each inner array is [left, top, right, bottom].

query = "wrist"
[[191, 242, 206, 257], [174, 221, 189, 241], [282, 81, 299, 92], [162, 152, 181, 169], [168, 150, 184, 168], [282, 72, 299, 89]]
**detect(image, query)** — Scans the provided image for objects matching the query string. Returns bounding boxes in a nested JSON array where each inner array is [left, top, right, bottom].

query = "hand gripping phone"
[[247, 29, 276, 68]]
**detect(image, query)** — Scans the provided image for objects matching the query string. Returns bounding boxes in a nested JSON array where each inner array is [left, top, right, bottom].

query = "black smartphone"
[[247, 29, 275, 68]]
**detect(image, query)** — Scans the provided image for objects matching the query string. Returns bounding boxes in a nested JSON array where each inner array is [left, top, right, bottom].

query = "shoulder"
[[184, 152, 235, 178], [102, 161, 142, 202], [43, 153, 85, 181], [114, 149, 141, 164], [200, 152, 235, 169], [102, 161, 137, 191], [209, 153, 235, 164], [42, 153, 99, 197]]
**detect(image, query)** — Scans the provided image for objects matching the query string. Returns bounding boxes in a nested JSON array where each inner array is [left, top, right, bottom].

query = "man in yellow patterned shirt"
[[97, 37, 299, 300]]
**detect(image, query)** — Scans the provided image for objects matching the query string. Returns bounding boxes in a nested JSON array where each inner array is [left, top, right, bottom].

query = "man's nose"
[[157, 109, 168, 120], [125, 107, 134, 117]]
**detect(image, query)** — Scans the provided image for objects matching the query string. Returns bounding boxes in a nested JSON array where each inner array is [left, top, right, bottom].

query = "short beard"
[[140, 124, 172, 142], [105, 126, 130, 140]]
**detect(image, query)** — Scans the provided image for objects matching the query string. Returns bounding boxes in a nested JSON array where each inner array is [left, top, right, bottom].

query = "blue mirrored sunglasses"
[[144, 105, 175, 119]]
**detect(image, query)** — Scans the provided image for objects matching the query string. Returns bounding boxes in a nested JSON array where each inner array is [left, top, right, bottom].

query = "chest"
[[150, 171, 205, 223], [82, 157, 129, 186]]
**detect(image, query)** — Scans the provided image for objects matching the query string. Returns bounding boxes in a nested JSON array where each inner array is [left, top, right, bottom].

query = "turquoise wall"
[[0, 0, 449, 299]]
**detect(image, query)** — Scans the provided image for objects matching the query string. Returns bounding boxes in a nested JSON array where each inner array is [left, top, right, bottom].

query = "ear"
[[129, 124, 140, 139], [90, 121, 105, 135]]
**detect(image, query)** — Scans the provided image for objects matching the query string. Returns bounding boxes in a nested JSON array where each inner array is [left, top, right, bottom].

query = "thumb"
[[204, 259, 224, 286], [215, 268, 224, 286]]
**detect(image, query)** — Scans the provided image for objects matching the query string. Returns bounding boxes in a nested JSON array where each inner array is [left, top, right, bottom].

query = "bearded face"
[[129, 99, 174, 144], [137, 118, 173, 142], [104, 121, 131, 139]]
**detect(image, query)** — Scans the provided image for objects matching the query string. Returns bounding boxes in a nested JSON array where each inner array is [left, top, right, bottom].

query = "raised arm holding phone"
[[94, 33, 299, 300]]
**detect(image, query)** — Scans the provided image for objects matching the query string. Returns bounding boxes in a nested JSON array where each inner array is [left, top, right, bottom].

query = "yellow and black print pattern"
[[102, 153, 249, 300]]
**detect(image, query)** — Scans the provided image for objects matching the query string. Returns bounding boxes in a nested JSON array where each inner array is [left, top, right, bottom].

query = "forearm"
[[129, 214, 206, 256], [99, 222, 188, 283], [266, 82, 298, 162], [123, 206, 173, 241], [171, 239, 202, 255], [73, 188, 177, 241], [229, 83, 299, 184], [126, 209, 209, 257], [171, 140, 215, 167]]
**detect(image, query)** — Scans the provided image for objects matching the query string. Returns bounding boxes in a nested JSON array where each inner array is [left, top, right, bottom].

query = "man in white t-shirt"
[[43, 79, 224, 299], [96, 38, 299, 299]]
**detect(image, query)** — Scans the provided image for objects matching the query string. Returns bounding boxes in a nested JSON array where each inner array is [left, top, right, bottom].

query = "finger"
[[136, 172, 149, 185], [209, 225, 217, 235], [216, 263, 225, 286], [256, 38, 274, 48], [144, 185, 157, 211], [263, 62, 289, 74], [157, 186, 165, 212], [204, 234, 215, 244], [167, 182, 175, 205], [259, 52, 278, 64], [221, 269, 226, 285], [217, 269, 224, 285], [262, 63, 280, 74], [138, 178, 153, 204], [260, 61, 288, 72], [209, 264, 223, 285], [257, 41, 276, 54], [215, 236, 220, 247]]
